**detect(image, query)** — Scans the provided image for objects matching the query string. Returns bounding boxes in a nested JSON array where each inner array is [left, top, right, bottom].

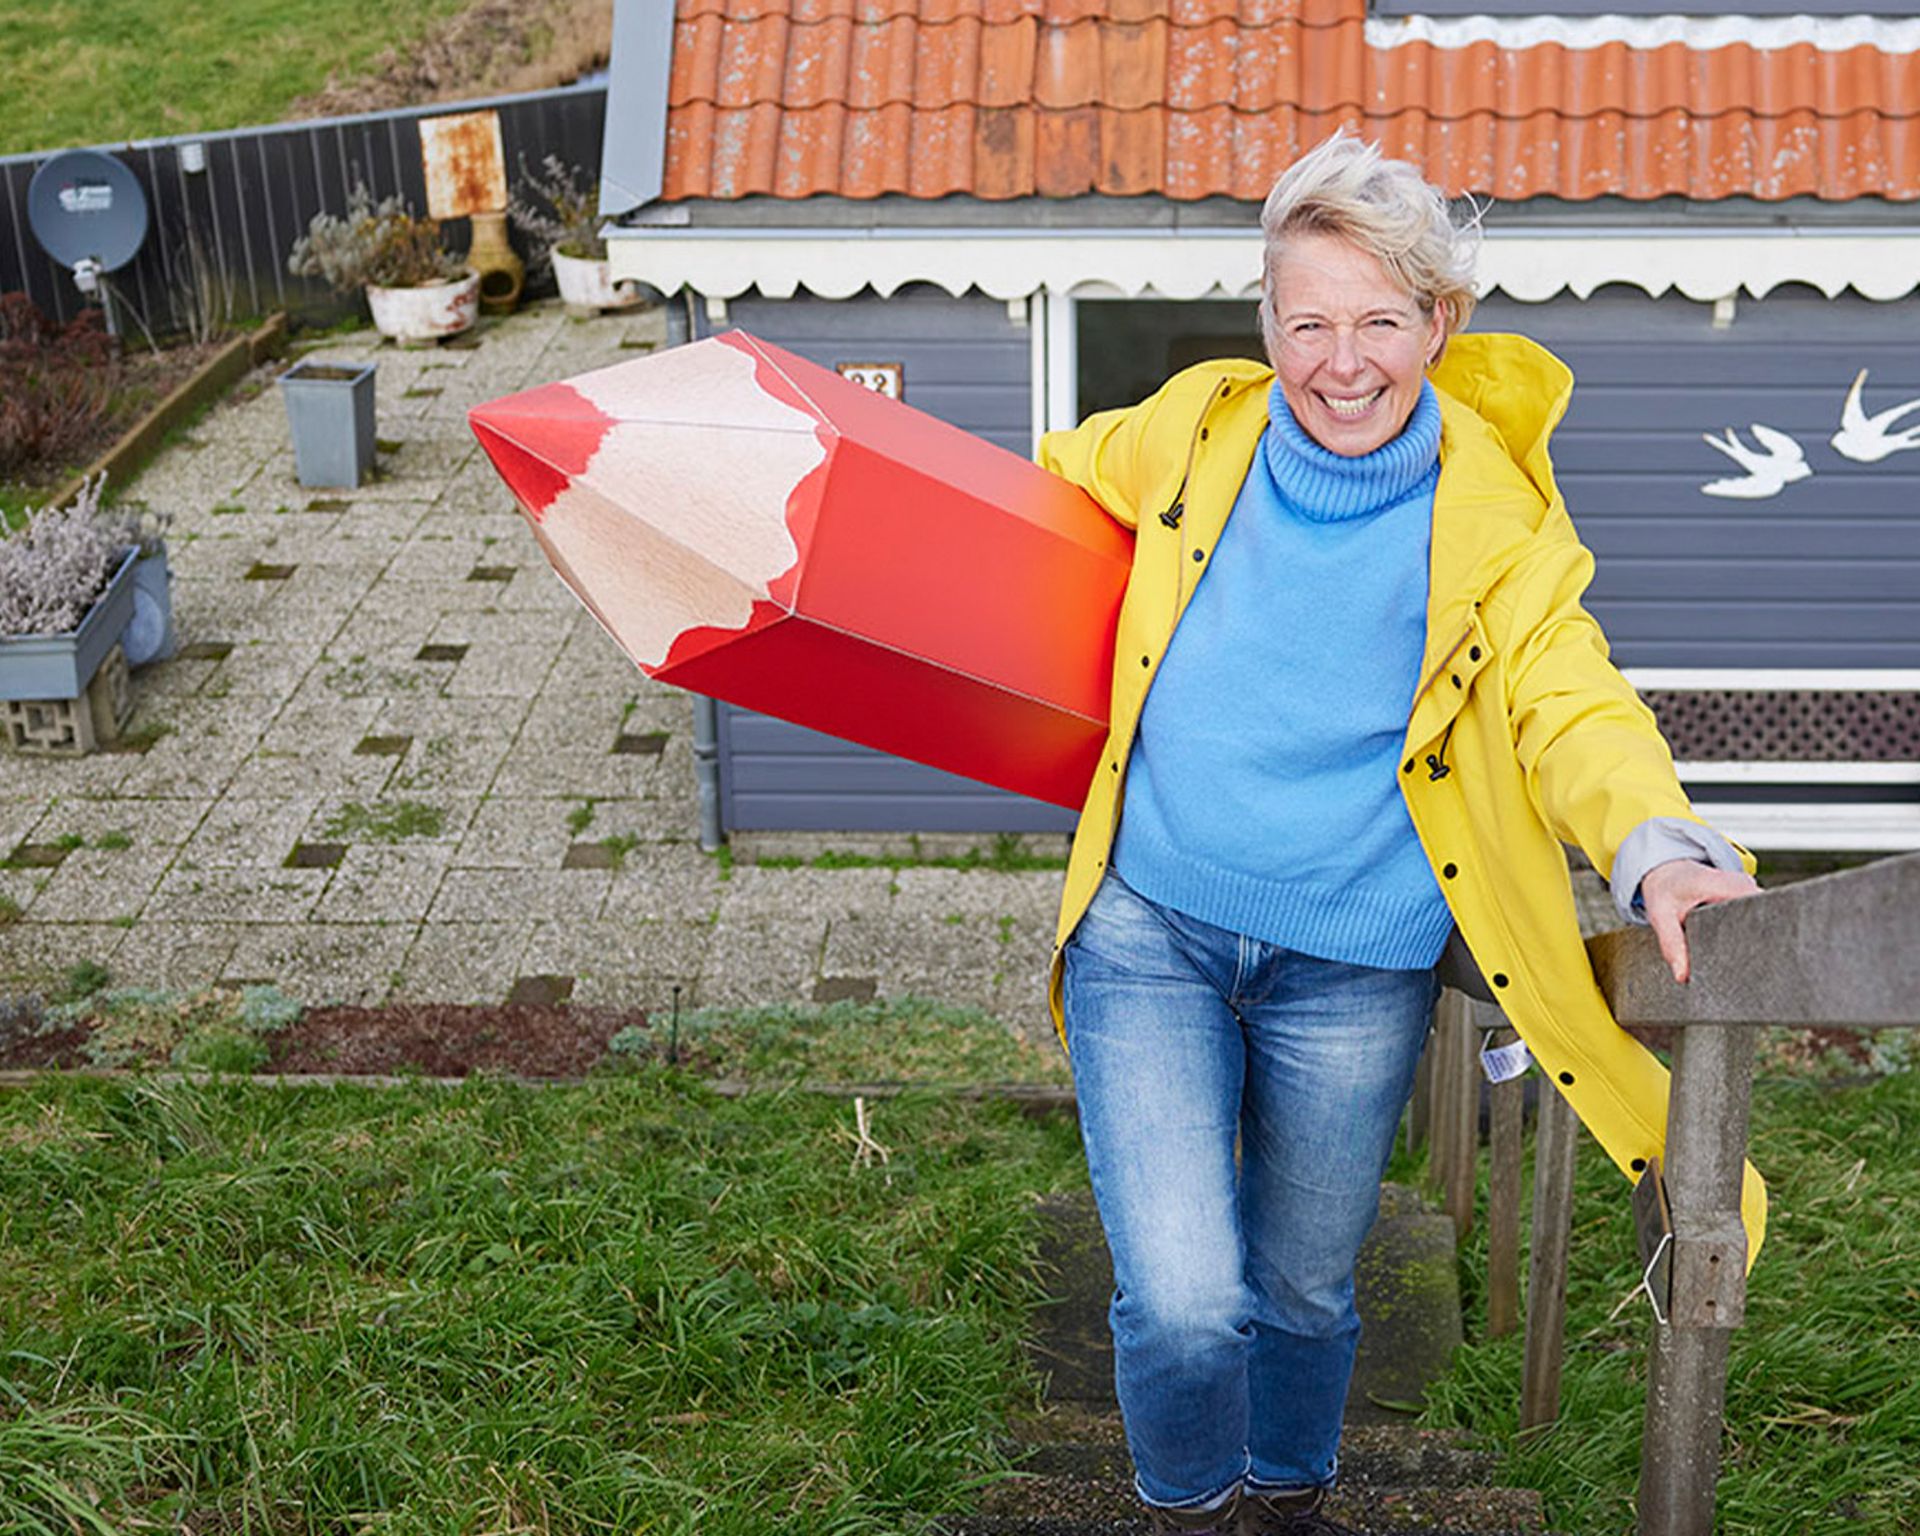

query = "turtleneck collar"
[[1262, 379, 1442, 523]]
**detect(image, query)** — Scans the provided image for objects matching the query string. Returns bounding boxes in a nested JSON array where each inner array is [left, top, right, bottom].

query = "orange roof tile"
[[664, 0, 1920, 202]]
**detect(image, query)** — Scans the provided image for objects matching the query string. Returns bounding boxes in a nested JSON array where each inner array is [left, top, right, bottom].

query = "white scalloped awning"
[[610, 227, 1920, 304]]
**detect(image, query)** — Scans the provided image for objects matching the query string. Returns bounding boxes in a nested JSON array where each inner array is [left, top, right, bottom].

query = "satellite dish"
[[27, 150, 149, 328]]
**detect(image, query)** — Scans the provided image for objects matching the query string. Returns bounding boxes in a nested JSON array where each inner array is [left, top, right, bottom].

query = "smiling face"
[[1265, 231, 1446, 458]]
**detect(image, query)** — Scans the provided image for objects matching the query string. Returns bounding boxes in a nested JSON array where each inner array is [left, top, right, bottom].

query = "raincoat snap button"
[[1141, 656, 1151, 667], [1469, 646, 1482, 661], [1558, 1071, 1575, 1086], [1492, 972, 1510, 988], [1192, 549, 1205, 562], [1631, 1158, 1648, 1173], [1442, 862, 1458, 879], [1199, 428, 1210, 441], [1451, 674, 1462, 688], [1403, 759, 1415, 774]]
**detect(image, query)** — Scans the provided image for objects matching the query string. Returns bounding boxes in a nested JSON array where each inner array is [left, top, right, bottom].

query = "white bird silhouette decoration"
[[1699, 423, 1811, 500], [1830, 369, 1920, 463]]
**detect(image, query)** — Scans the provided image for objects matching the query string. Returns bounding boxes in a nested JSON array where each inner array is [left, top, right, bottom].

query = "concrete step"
[[1029, 1186, 1463, 1423], [1004, 1425, 1502, 1492], [940, 1474, 1548, 1536], [952, 1474, 1551, 1536]]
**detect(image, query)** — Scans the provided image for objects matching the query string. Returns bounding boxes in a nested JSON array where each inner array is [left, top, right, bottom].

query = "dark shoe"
[[1237, 1485, 1356, 1536], [1143, 1487, 1242, 1534]]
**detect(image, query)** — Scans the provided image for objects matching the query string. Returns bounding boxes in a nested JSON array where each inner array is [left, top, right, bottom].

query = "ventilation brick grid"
[[1647, 691, 1920, 763]]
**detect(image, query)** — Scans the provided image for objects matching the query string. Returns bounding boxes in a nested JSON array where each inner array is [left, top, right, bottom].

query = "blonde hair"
[[1258, 132, 1479, 361]]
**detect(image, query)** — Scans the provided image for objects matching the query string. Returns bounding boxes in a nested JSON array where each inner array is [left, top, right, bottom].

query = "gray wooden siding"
[[1473, 288, 1920, 670], [701, 288, 1070, 833]]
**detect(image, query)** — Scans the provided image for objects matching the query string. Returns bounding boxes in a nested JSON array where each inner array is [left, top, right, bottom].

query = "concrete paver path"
[[0, 304, 1063, 1042]]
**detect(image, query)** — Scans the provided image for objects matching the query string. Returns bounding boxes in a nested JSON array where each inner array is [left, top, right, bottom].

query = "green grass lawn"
[[0, 0, 472, 156], [0, 1067, 1089, 1533], [1425, 1062, 1920, 1535]]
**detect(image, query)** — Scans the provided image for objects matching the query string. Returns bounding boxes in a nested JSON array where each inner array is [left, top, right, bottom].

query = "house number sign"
[[836, 361, 904, 400]]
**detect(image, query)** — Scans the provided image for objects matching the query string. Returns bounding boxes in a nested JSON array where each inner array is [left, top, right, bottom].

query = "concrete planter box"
[[281, 359, 377, 488], [0, 546, 137, 700]]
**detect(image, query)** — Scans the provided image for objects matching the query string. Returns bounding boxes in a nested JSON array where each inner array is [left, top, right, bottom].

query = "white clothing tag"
[[1480, 1036, 1532, 1084]]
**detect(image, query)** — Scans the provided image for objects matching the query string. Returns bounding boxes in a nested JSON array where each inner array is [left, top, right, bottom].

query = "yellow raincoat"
[[1039, 332, 1766, 1265]]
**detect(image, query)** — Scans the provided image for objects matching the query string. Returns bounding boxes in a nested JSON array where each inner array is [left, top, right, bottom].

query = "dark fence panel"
[[0, 82, 607, 333]]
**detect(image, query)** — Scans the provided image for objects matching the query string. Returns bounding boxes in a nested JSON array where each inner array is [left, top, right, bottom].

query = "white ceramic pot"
[[552, 249, 644, 314], [365, 271, 480, 344]]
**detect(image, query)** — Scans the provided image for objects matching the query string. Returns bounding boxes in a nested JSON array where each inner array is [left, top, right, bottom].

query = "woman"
[[1036, 135, 1765, 1536]]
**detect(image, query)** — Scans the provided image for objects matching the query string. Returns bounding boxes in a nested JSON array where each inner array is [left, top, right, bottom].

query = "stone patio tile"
[[181, 797, 322, 868], [296, 652, 440, 705], [489, 735, 660, 799], [442, 462, 529, 520], [134, 654, 224, 700], [374, 702, 530, 797], [363, 575, 529, 616], [221, 751, 397, 801], [490, 567, 580, 613], [428, 867, 610, 923], [0, 744, 142, 797], [889, 866, 1064, 923], [567, 971, 702, 1013], [255, 694, 385, 753], [150, 865, 332, 923], [698, 916, 828, 1008], [200, 638, 328, 698], [313, 844, 453, 923], [383, 531, 505, 584], [304, 791, 482, 851], [219, 923, 415, 1006], [114, 701, 271, 798], [390, 920, 534, 1003], [451, 795, 583, 870], [409, 509, 528, 546], [438, 631, 567, 699], [24, 846, 177, 922], [716, 864, 897, 922], [0, 866, 43, 920], [821, 911, 1055, 1026], [28, 796, 212, 850], [106, 922, 243, 991], [599, 843, 727, 921], [520, 917, 715, 982], [0, 924, 125, 989], [352, 438, 475, 499], [166, 575, 285, 640], [329, 500, 436, 545], [0, 799, 50, 849], [261, 567, 384, 630], [328, 603, 444, 656]]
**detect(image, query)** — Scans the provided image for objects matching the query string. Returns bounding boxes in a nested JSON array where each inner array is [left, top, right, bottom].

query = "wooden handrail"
[[1420, 851, 1919, 1536]]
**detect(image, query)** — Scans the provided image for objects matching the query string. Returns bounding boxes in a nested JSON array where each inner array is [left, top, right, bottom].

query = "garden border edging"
[[45, 313, 287, 510]]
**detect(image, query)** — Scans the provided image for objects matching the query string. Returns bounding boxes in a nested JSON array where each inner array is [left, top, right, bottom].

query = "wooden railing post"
[[1485, 1026, 1525, 1339], [1429, 990, 1479, 1241], [1520, 1077, 1576, 1430], [1636, 1023, 1757, 1536]]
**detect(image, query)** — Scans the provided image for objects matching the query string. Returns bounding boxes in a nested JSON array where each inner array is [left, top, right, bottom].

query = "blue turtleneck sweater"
[[1111, 381, 1455, 971]]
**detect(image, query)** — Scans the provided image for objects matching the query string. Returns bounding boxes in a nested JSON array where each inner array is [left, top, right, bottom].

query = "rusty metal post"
[[1486, 1030, 1525, 1339], [1637, 1024, 1757, 1536], [1521, 1077, 1577, 1430]]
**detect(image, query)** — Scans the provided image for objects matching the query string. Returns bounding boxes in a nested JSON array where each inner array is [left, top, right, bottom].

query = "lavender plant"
[[0, 475, 141, 636], [287, 182, 466, 292], [508, 155, 605, 273]]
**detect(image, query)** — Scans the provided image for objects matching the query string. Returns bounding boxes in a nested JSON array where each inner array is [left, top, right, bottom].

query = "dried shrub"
[[509, 154, 605, 271], [0, 292, 119, 478], [287, 182, 466, 293], [0, 474, 141, 636]]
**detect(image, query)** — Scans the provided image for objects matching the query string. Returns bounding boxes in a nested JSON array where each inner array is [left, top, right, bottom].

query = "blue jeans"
[[1061, 871, 1438, 1511]]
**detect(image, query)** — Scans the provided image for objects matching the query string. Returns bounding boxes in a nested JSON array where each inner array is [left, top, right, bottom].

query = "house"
[[596, 0, 1920, 850]]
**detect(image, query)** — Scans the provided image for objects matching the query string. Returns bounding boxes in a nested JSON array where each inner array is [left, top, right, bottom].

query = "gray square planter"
[[281, 358, 377, 488], [0, 546, 138, 701]]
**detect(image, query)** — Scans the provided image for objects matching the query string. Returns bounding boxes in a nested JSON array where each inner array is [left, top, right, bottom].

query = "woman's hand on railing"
[[1638, 860, 1763, 985]]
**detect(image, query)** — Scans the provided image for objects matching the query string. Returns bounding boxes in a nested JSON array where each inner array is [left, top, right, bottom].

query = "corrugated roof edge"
[[600, 0, 675, 216]]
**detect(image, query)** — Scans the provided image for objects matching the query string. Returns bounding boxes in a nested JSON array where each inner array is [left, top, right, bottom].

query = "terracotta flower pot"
[[552, 249, 644, 316], [365, 270, 480, 344]]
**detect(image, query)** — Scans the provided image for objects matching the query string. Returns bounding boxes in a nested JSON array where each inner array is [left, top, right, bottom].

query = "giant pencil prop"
[[467, 331, 1132, 808]]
